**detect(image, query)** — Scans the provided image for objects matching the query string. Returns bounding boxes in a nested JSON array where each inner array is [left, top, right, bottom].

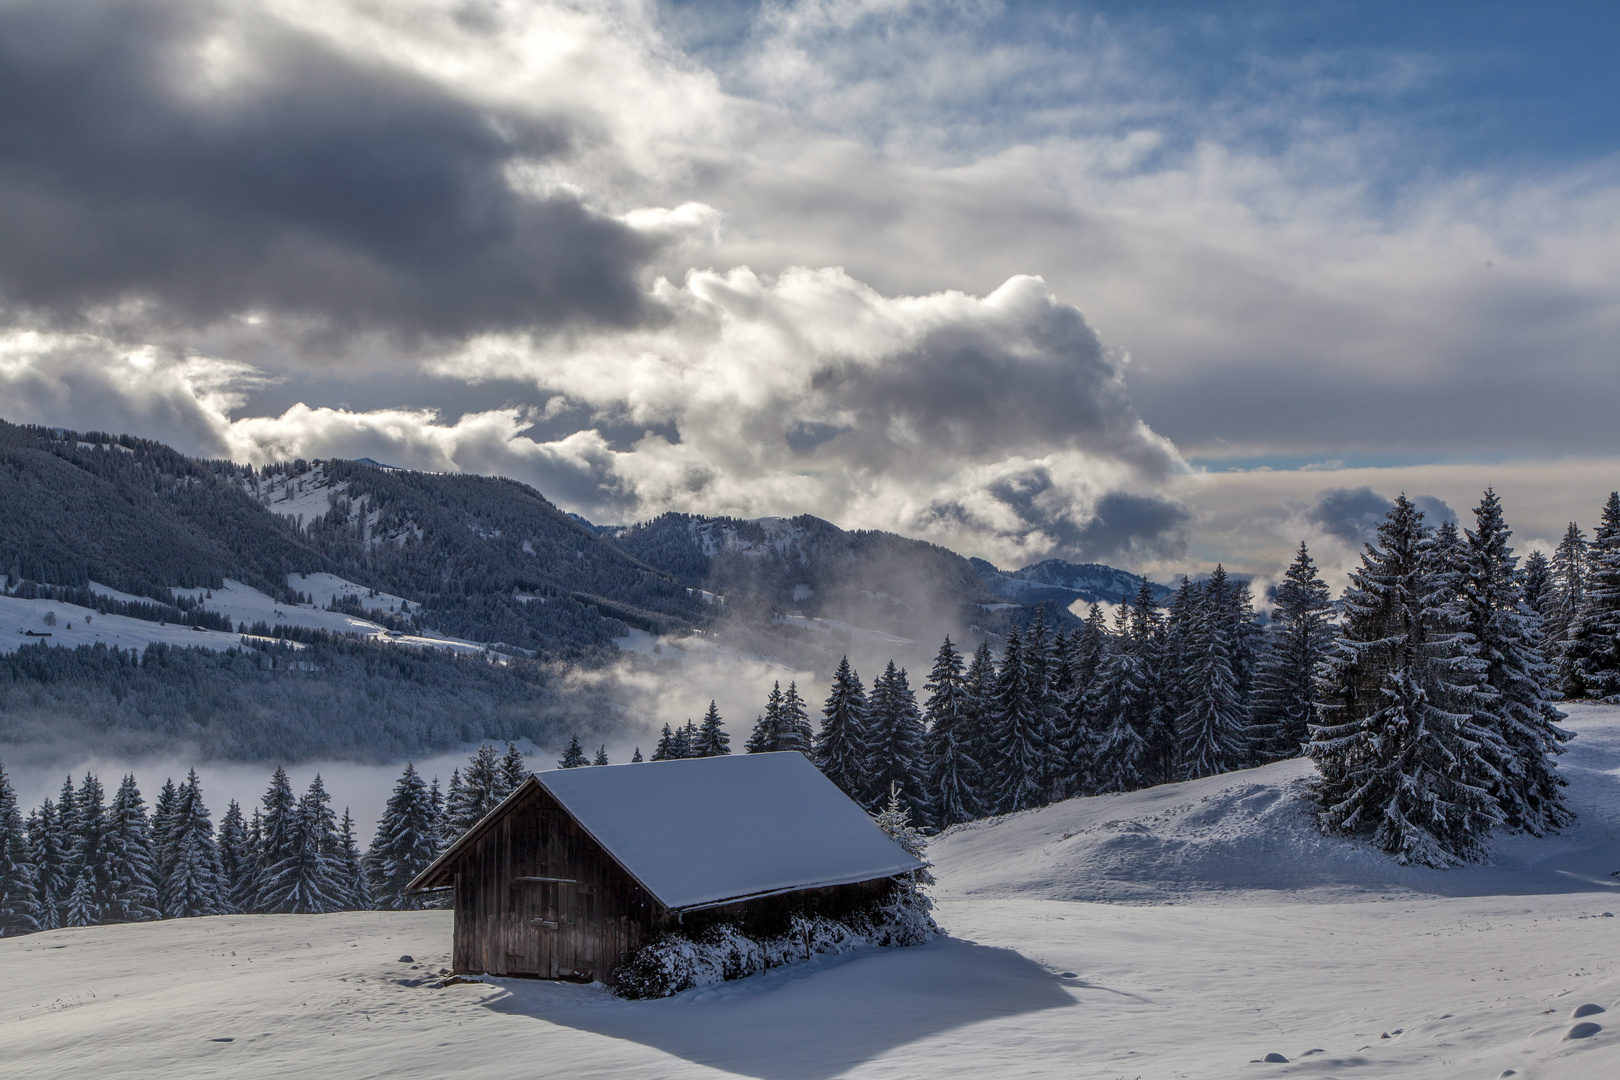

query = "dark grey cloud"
[[924, 469, 1188, 565], [0, 0, 657, 344], [1309, 485, 1455, 545], [804, 278, 1179, 479]]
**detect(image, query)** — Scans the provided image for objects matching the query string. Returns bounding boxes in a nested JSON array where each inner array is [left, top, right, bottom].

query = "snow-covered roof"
[[413, 752, 923, 911]]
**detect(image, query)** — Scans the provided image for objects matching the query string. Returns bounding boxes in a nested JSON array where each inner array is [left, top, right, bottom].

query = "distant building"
[[407, 752, 922, 984]]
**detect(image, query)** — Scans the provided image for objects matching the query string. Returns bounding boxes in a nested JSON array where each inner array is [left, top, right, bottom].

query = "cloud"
[[1306, 485, 1455, 547], [0, 0, 668, 346]]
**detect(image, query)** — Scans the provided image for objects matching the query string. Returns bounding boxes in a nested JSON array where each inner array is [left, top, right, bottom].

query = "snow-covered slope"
[[933, 704, 1620, 904], [0, 592, 260, 656], [3, 575, 504, 659], [6, 709, 1617, 1079]]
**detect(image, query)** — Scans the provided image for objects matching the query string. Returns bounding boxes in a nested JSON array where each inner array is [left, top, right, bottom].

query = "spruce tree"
[[815, 657, 872, 804], [1021, 609, 1068, 797], [27, 800, 67, 931], [1177, 566, 1249, 779], [66, 773, 109, 924], [957, 642, 999, 798], [261, 775, 339, 915], [216, 800, 251, 913], [1311, 495, 1506, 866], [165, 770, 226, 918], [630, 747, 644, 763], [234, 809, 264, 913], [1158, 577, 1201, 779], [651, 724, 679, 761], [866, 662, 928, 818], [65, 869, 97, 927], [922, 637, 979, 827], [557, 735, 589, 769], [1458, 489, 1572, 835], [441, 770, 465, 845], [499, 743, 529, 792], [0, 759, 39, 936], [251, 768, 296, 913], [368, 764, 440, 910], [1251, 542, 1335, 760], [778, 683, 815, 754], [986, 626, 1051, 814], [1520, 550, 1552, 615], [692, 701, 731, 757], [678, 720, 699, 759], [1546, 522, 1588, 669], [448, 744, 507, 832], [592, 745, 610, 766], [747, 684, 785, 753], [102, 775, 160, 923], [1088, 600, 1156, 793], [335, 809, 372, 911], [1568, 492, 1620, 699]]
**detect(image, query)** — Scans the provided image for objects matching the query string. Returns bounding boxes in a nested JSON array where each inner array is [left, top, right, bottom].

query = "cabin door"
[[519, 879, 582, 979]]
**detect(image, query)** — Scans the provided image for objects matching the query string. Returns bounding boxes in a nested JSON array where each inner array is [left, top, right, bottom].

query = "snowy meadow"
[[4, 703, 1616, 1079]]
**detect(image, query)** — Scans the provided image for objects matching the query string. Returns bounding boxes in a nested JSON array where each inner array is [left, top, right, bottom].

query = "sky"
[[2, 0, 1618, 592]]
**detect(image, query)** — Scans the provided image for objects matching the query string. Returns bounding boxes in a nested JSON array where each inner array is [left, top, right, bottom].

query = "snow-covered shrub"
[[612, 893, 933, 999]]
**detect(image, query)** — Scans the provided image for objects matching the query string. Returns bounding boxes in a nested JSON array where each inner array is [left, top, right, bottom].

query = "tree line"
[[643, 488, 1589, 868]]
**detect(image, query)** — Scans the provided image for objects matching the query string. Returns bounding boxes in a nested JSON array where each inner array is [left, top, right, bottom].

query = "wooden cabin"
[[406, 751, 923, 985]]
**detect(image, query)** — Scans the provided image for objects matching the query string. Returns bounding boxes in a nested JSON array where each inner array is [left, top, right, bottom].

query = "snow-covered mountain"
[[971, 556, 1172, 609]]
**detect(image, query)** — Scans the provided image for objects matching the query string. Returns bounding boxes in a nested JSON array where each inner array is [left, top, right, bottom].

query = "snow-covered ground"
[[7, 707, 1618, 1079], [0, 592, 259, 657], [1, 576, 498, 659]]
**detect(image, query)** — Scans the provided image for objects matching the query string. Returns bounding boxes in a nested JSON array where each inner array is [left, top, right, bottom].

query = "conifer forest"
[[2, 486, 1610, 936]]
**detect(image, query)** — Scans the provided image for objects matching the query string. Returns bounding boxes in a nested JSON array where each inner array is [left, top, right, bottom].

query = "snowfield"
[[5, 707, 1618, 1079]]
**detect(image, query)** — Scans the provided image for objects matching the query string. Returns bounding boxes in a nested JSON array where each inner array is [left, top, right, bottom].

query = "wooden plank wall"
[[448, 785, 660, 982], [446, 785, 905, 986]]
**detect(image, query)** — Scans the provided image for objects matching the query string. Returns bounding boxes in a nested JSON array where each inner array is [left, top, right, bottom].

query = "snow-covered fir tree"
[[26, 799, 67, 930], [0, 759, 39, 936], [1311, 495, 1506, 866], [1020, 609, 1068, 798], [986, 626, 1053, 815], [1177, 566, 1249, 779], [260, 774, 339, 914], [164, 770, 226, 918], [1546, 521, 1588, 668], [1520, 549, 1552, 616], [1458, 489, 1572, 835], [1566, 491, 1620, 699], [334, 809, 372, 911], [1251, 542, 1335, 760], [1087, 596, 1158, 793], [102, 775, 160, 923], [592, 745, 610, 766], [449, 743, 509, 831], [651, 723, 680, 760], [630, 747, 644, 762], [251, 767, 297, 913], [65, 868, 97, 927], [692, 700, 731, 757], [441, 769, 464, 845], [677, 720, 698, 758], [865, 661, 928, 818], [233, 809, 264, 913], [557, 735, 589, 769], [368, 763, 441, 910], [869, 782, 938, 944], [957, 641, 999, 798], [746, 684, 785, 753], [922, 637, 979, 827], [216, 800, 251, 913], [815, 657, 872, 805], [778, 683, 815, 754], [65, 772, 109, 924], [500, 743, 529, 791], [150, 776, 179, 903]]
